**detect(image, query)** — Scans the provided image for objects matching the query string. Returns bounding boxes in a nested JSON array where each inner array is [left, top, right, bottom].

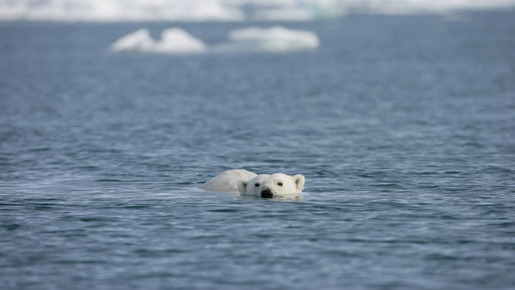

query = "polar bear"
[[199, 169, 257, 193], [237, 173, 305, 198], [200, 169, 306, 198]]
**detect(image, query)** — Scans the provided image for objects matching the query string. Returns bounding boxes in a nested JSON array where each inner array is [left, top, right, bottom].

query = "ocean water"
[[1, 11, 515, 290]]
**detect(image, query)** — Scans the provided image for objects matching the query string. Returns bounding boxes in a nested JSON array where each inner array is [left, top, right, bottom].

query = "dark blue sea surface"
[[1, 11, 515, 290]]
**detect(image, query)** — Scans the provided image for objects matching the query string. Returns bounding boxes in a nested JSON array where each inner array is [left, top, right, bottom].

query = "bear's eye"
[[254, 183, 260, 187], [277, 182, 283, 186]]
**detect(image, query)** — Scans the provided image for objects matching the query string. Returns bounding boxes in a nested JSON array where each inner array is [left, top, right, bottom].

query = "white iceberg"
[[110, 28, 206, 54], [216, 26, 320, 53], [111, 26, 319, 55], [110, 29, 155, 53]]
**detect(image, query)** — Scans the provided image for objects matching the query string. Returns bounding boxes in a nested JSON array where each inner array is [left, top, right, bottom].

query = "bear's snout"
[[260, 188, 273, 198]]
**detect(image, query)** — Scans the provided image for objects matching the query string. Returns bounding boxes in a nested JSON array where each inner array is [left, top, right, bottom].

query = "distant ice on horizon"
[[1, 0, 514, 22], [0, 0, 244, 22], [253, 3, 345, 22]]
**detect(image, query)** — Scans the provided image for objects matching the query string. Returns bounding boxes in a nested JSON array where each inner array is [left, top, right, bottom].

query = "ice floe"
[[110, 29, 155, 53], [215, 26, 320, 53], [110, 28, 206, 54]]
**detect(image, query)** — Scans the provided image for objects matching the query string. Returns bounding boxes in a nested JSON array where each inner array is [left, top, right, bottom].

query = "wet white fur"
[[199, 169, 257, 193]]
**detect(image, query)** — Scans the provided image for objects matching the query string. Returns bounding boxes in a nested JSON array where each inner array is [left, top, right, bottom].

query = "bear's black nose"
[[261, 189, 273, 198]]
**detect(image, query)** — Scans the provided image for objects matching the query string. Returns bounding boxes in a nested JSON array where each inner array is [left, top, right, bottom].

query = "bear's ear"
[[237, 180, 248, 194], [293, 174, 305, 192]]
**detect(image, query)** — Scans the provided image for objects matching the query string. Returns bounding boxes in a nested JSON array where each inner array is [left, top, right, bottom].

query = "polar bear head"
[[238, 173, 305, 198], [237, 174, 270, 196]]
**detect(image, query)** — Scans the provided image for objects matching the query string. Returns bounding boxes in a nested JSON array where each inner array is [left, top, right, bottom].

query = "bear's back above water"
[[198, 169, 257, 193]]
